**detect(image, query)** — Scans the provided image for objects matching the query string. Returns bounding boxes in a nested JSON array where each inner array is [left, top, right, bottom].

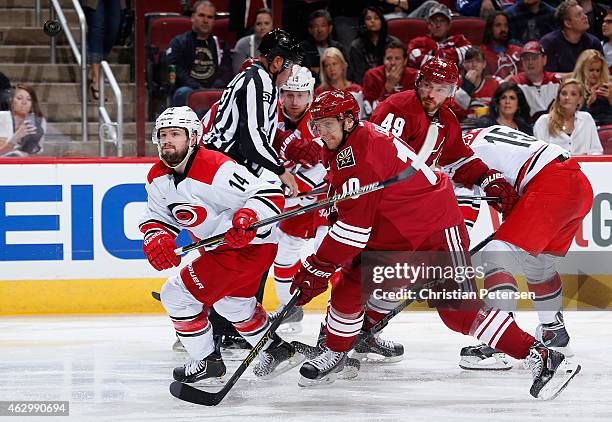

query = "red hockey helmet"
[[310, 89, 360, 122], [417, 57, 460, 96], [239, 57, 256, 72]]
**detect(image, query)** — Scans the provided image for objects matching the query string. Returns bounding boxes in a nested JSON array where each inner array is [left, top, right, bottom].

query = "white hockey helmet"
[[152, 106, 203, 168], [281, 65, 315, 96]]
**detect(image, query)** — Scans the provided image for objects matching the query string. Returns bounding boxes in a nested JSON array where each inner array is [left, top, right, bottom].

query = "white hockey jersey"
[[458, 126, 569, 194], [139, 147, 285, 248]]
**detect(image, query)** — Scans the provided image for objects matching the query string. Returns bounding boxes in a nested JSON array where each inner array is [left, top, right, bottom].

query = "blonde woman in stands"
[[533, 78, 602, 155], [0, 85, 46, 157], [315, 47, 364, 115], [572, 49, 612, 126]]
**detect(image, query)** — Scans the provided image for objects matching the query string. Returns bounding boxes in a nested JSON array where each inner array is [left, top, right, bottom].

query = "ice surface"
[[0, 312, 610, 421]]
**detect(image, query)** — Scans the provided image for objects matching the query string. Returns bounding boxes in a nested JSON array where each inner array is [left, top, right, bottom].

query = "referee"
[[203, 28, 302, 196]]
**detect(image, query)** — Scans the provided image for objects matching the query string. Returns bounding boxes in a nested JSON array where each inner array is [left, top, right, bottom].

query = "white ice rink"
[[1, 311, 611, 422]]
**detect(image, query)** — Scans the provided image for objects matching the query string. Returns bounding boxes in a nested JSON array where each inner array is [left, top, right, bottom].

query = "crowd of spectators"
[[149, 0, 611, 156]]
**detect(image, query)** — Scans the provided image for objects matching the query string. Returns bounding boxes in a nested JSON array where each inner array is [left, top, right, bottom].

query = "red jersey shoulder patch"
[[336, 146, 356, 169], [188, 148, 234, 185], [147, 161, 172, 184]]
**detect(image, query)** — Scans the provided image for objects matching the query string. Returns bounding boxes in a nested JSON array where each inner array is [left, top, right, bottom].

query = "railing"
[[98, 61, 124, 157], [48, 0, 88, 143]]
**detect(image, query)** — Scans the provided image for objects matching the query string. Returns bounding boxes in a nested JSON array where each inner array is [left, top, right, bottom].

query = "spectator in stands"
[[480, 11, 522, 79], [315, 48, 363, 95], [0, 71, 11, 111], [300, 10, 347, 84], [0, 85, 46, 157], [228, 0, 268, 38], [327, 1, 368, 51], [455, 0, 513, 18], [603, 10, 612, 67], [454, 47, 501, 121], [407, 4, 472, 68], [363, 39, 418, 114], [167, 0, 232, 107], [578, 0, 608, 41], [348, 6, 399, 85], [534, 78, 602, 154], [540, 0, 604, 73], [506, 0, 557, 44], [572, 49, 612, 126], [475, 82, 533, 134], [509, 41, 561, 121], [83, 0, 126, 101], [232, 8, 273, 75]]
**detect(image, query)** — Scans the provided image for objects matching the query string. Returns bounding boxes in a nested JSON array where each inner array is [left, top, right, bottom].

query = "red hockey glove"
[[479, 170, 519, 218], [281, 135, 322, 167], [290, 255, 336, 306], [224, 208, 258, 248], [143, 229, 180, 271]]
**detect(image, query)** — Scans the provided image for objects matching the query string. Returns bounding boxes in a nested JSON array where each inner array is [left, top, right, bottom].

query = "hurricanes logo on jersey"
[[169, 203, 208, 228], [336, 146, 355, 169]]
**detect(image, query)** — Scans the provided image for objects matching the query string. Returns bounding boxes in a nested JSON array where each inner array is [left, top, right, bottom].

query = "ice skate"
[[269, 305, 304, 334], [172, 346, 226, 385], [352, 331, 404, 364], [525, 342, 580, 400], [459, 343, 513, 370], [298, 348, 348, 387], [535, 312, 573, 357], [292, 324, 360, 379], [252, 335, 305, 379], [220, 334, 252, 361]]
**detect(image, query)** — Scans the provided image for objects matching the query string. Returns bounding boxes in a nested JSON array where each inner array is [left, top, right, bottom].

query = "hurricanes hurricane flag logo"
[[169, 203, 208, 228]]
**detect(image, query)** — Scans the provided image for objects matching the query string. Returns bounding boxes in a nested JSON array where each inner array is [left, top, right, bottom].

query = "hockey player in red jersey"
[[290, 90, 581, 400], [140, 106, 304, 384], [267, 65, 328, 333], [370, 57, 519, 220], [453, 126, 593, 370]]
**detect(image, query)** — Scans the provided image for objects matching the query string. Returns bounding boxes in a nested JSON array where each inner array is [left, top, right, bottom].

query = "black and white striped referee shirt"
[[203, 62, 285, 177]]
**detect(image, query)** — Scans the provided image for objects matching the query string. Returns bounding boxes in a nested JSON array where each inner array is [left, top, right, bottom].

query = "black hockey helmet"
[[258, 28, 303, 66]]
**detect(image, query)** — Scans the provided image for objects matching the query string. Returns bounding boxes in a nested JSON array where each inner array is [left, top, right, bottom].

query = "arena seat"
[[598, 124, 612, 154], [387, 18, 429, 45], [187, 89, 224, 115], [213, 17, 238, 50], [449, 17, 486, 44]]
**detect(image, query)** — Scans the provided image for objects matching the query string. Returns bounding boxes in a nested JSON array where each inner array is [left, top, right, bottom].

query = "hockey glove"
[[224, 208, 258, 248], [143, 229, 180, 271], [479, 169, 519, 218], [291, 255, 336, 306], [281, 134, 322, 167]]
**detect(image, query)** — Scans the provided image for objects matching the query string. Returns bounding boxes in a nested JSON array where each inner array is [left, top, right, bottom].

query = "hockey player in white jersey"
[[269, 65, 328, 333], [140, 106, 304, 384], [448, 125, 593, 373]]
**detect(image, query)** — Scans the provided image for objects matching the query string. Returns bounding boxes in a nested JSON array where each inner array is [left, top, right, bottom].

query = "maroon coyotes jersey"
[[315, 121, 464, 267], [370, 90, 485, 187]]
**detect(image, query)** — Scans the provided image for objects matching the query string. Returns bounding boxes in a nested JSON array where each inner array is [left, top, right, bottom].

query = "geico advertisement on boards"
[[0, 159, 610, 280]]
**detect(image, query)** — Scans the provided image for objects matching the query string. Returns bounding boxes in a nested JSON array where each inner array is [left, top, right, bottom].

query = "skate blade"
[[459, 355, 513, 371], [351, 351, 403, 364], [255, 353, 306, 380], [535, 361, 581, 400], [191, 375, 226, 387], [277, 322, 303, 335], [298, 372, 338, 388]]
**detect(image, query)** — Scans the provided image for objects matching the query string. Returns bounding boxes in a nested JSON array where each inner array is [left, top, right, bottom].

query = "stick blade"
[[169, 381, 224, 406]]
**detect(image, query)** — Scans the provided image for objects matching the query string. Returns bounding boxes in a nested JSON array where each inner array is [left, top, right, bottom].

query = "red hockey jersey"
[[370, 90, 487, 187], [408, 34, 472, 68], [314, 121, 464, 267]]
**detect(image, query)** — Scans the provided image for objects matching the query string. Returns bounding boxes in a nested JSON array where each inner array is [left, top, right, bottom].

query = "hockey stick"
[[169, 289, 302, 406], [359, 232, 496, 339], [174, 122, 440, 256], [456, 195, 500, 203]]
